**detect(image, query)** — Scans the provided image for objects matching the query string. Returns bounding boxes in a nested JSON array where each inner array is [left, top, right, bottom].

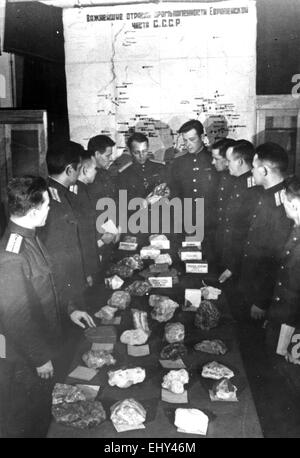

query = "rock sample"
[[164, 322, 185, 344], [162, 369, 189, 394], [194, 300, 221, 331], [108, 367, 146, 388], [149, 295, 179, 322]]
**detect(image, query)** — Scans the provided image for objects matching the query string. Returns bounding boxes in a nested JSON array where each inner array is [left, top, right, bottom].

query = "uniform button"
[[280, 265, 284, 269], [278, 282, 282, 286], [253, 214, 256, 218], [193, 189, 197, 192], [221, 187, 224, 191], [286, 250, 290, 255], [247, 241, 250, 245], [258, 201, 262, 205], [226, 229, 229, 233], [220, 197, 223, 201], [193, 159, 197, 163], [236, 194, 240, 198], [293, 237, 298, 241], [193, 179, 196, 182], [275, 297, 280, 301]]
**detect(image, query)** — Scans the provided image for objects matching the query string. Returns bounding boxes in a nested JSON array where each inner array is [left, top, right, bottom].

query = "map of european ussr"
[[63, 0, 256, 158]]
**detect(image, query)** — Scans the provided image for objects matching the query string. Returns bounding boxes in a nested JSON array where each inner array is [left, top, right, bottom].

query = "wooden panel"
[[0, 109, 46, 124]]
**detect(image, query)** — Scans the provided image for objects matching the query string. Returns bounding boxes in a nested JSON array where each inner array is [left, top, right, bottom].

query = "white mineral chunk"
[[108, 367, 146, 388], [162, 369, 189, 394], [175, 408, 209, 435], [120, 329, 149, 346]]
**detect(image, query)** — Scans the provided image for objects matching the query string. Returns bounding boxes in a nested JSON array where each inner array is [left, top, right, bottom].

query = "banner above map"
[[63, 1, 256, 159]]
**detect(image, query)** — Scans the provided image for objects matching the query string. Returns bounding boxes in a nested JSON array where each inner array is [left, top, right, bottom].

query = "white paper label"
[[119, 242, 138, 251], [182, 241, 201, 248], [185, 289, 202, 309], [148, 277, 172, 288], [186, 262, 208, 273], [276, 324, 296, 356], [180, 251, 202, 261], [0, 334, 6, 358], [150, 239, 170, 250], [101, 219, 119, 234]]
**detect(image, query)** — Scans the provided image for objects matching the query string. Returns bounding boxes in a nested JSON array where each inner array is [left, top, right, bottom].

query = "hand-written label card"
[[101, 316, 121, 326], [186, 262, 208, 274], [119, 242, 138, 251], [91, 342, 114, 352], [101, 219, 119, 234], [181, 251, 202, 261], [159, 358, 186, 369], [161, 389, 188, 404], [184, 289, 202, 310], [68, 366, 98, 381], [127, 344, 150, 357], [182, 241, 201, 248], [150, 239, 170, 250], [113, 423, 145, 433], [148, 277, 172, 288]]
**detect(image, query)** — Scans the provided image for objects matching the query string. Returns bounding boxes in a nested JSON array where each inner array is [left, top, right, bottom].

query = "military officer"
[[0, 176, 95, 437], [118, 132, 168, 201], [69, 150, 100, 286], [211, 137, 236, 266], [170, 119, 218, 244], [39, 141, 89, 321], [237, 143, 293, 321], [218, 140, 261, 283], [265, 176, 300, 396]]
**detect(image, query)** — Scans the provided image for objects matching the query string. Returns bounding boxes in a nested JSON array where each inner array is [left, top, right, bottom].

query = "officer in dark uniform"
[[69, 150, 100, 286], [265, 176, 300, 398], [218, 140, 261, 283], [237, 143, 293, 321], [118, 132, 168, 244], [0, 177, 95, 437], [118, 132, 168, 201], [39, 141, 90, 321], [211, 137, 236, 267], [86, 135, 120, 270], [170, 119, 218, 253]]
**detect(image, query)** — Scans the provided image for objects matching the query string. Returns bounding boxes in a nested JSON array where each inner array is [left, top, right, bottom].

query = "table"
[[48, 236, 263, 438]]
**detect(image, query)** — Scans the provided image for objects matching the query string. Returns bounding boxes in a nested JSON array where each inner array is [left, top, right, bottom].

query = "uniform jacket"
[[118, 159, 168, 201], [219, 171, 261, 274], [169, 147, 218, 235], [88, 167, 119, 207], [0, 222, 61, 368], [214, 171, 234, 258], [38, 178, 86, 312], [69, 181, 100, 277], [268, 226, 300, 327], [239, 181, 293, 310]]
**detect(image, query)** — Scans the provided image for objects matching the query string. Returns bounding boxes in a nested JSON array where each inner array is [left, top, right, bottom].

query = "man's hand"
[[218, 269, 232, 284], [36, 360, 54, 379], [86, 275, 93, 287], [285, 352, 300, 365], [251, 305, 266, 320], [70, 311, 96, 329], [101, 232, 115, 245]]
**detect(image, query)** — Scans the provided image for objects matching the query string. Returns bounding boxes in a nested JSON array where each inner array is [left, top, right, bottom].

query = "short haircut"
[[231, 140, 255, 165], [127, 132, 149, 150], [87, 135, 115, 155], [285, 175, 300, 199], [178, 119, 204, 137], [7, 176, 48, 217], [255, 142, 288, 174], [80, 150, 95, 168], [211, 138, 236, 158], [46, 140, 83, 175]]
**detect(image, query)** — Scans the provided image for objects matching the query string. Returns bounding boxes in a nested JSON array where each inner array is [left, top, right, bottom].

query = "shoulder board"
[[149, 159, 166, 165], [69, 184, 78, 195], [49, 187, 61, 203], [274, 189, 285, 207], [6, 233, 23, 254], [247, 176, 256, 188], [118, 161, 133, 173]]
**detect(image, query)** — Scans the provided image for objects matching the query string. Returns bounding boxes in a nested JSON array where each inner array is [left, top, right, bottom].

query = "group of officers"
[[0, 118, 300, 437]]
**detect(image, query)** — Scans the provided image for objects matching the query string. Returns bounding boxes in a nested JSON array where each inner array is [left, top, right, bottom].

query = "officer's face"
[[212, 148, 228, 172], [130, 141, 149, 165], [69, 162, 82, 185], [251, 154, 265, 186], [34, 191, 50, 227], [182, 128, 203, 154], [226, 147, 241, 176], [96, 147, 113, 170], [83, 159, 98, 184]]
